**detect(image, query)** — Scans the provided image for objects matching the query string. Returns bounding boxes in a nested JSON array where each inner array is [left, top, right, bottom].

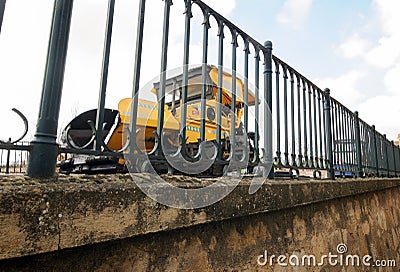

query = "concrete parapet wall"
[[1, 174, 400, 271]]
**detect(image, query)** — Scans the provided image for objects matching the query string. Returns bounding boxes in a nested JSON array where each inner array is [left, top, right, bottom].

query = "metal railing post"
[[323, 88, 334, 179], [27, 0, 74, 178], [95, 0, 115, 151], [263, 41, 274, 178], [354, 111, 363, 177]]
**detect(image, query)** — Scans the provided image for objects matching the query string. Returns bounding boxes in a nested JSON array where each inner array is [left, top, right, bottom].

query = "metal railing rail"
[[0, 0, 399, 179]]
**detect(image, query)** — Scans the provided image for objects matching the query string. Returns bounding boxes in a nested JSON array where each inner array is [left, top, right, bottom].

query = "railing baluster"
[[5, 145, 10, 174], [0, 149, 3, 172], [371, 125, 379, 177], [156, 0, 173, 157], [391, 141, 395, 175], [230, 29, 238, 161], [392, 141, 396, 176], [308, 83, 314, 168], [368, 125, 374, 174], [376, 133, 380, 174], [380, 135, 384, 173], [350, 116, 358, 172], [335, 104, 341, 171], [274, 60, 281, 165], [179, 0, 193, 155], [388, 140, 392, 175], [397, 146, 400, 176], [129, 0, 146, 155], [19, 152, 22, 173], [397, 145, 400, 176], [335, 104, 342, 172], [312, 86, 318, 168], [354, 111, 363, 177], [200, 8, 210, 142], [372, 125, 379, 176], [347, 111, 352, 171], [297, 75, 302, 167], [216, 21, 224, 160], [243, 39, 250, 135], [95, 0, 115, 151], [317, 91, 324, 169], [388, 141, 390, 174], [381, 136, 385, 173], [253, 48, 260, 163], [384, 135, 389, 176], [282, 66, 289, 166], [302, 79, 308, 167], [322, 93, 328, 169], [13, 149, 16, 173], [363, 124, 367, 173], [289, 70, 296, 167], [369, 126, 374, 174]]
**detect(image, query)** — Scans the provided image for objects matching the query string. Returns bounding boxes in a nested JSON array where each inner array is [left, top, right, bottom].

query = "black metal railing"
[[0, 107, 30, 174], [0, 0, 399, 179], [271, 57, 330, 177], [0, 141, 29, 174]]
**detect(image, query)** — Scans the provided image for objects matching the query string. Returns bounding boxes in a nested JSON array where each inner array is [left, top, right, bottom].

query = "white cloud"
[[336, 0, 400, 68], [314, 70, 365, 110], [337, 33, 369, 59], [0, 0, 53, 141], [365, 35, 400, 68], [358, 95, 400, 140], [383, 63, 400, 95], [315, 69, 400, 140], [364, 0, 400, 68], [331, 0, 400, 141], [276, 0, 313, 28], [372, 0, 400, 35]]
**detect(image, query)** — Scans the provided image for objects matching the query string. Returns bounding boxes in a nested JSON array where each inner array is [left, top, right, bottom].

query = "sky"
[[0, 0, 399, 144]]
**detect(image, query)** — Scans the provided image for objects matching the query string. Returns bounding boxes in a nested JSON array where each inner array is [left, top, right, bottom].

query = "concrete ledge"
[[1, 174, 400, 260]]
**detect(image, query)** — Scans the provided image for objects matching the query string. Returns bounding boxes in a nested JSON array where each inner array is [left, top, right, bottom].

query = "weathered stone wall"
[[0, 174, 399, 271]]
